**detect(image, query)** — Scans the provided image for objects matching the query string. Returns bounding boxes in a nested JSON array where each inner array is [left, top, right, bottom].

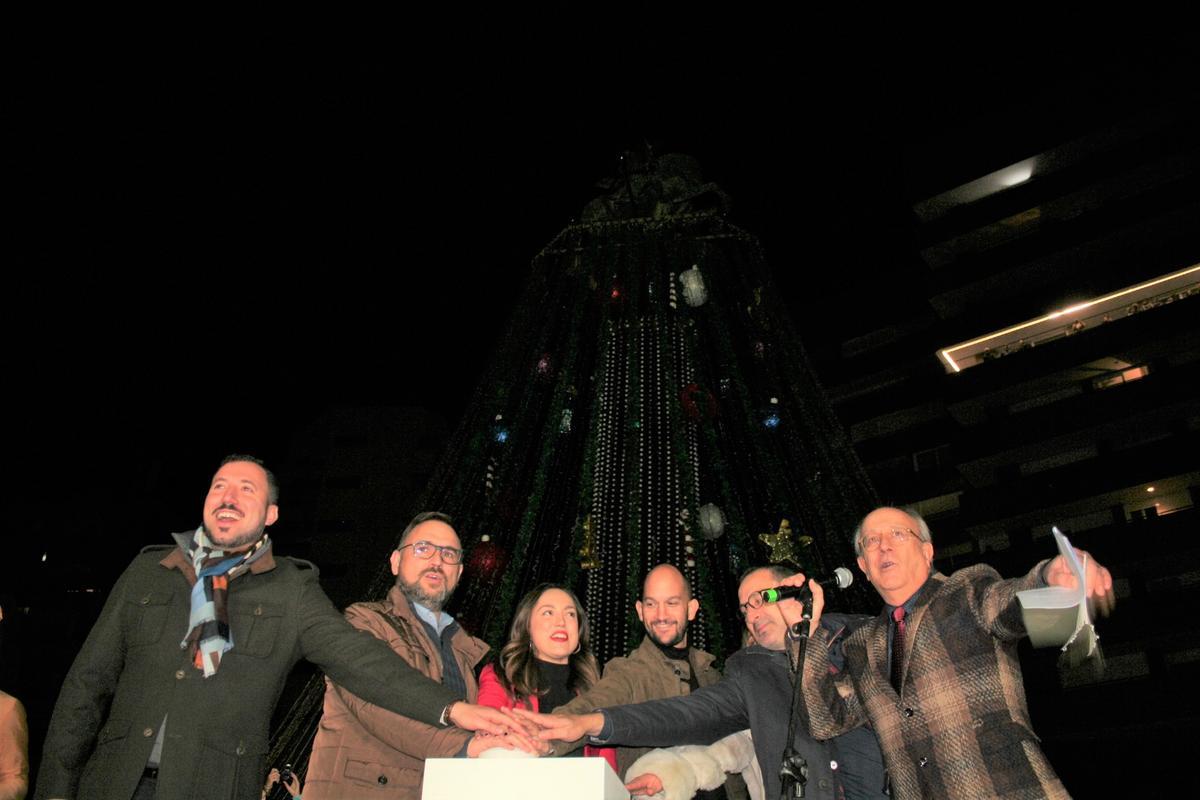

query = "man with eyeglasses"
[[306, 512, 537, 799], [796, 506, 1115, 799]]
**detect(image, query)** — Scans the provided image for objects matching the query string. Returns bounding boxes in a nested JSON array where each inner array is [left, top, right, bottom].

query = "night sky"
[[8, 44, 1192, 588]]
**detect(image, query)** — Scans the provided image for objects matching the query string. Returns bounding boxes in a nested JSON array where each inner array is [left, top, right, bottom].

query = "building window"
[[1093, 364, 1151, 390], [912, 444, 952, 473]]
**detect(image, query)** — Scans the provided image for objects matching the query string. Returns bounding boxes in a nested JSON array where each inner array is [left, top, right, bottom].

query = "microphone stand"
[[779, 595, 811, 799]]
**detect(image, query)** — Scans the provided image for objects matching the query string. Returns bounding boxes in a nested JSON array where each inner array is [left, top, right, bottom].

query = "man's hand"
[[628, 772, 667, 796], [1045, 548, 1116, 616], [778, 571, 822, 637], [625, 772, 665, 797], [448, 702, 536, 737], [510, 708, 605, 742]]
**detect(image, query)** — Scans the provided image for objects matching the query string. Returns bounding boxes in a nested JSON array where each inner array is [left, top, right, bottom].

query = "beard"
[[204, 512, 267, 553], [646, 618, 689, 648], [399, 567, 456, 612]]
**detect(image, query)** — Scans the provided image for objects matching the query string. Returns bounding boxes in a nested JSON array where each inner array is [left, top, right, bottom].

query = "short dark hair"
[[219, 454, 279, 505], [739, 563, 793, 584], [398, 511, 455, 548]]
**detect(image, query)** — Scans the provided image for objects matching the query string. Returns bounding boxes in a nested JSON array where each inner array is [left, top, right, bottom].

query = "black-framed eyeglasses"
[[738, 593, 768, 618], [397, 541, 463, 564], [859, 526, 917, 552]]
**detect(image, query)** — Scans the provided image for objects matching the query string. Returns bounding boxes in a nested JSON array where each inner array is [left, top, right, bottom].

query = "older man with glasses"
[[794, 506, 1115, 799]]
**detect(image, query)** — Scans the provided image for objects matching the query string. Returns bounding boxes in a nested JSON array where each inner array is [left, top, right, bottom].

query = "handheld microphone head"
[[758, 567, 855, 604], [830, 566, 854, 589]]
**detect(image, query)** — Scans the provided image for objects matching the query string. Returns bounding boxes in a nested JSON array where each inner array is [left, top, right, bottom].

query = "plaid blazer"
[[802, 563, 1070, 799]]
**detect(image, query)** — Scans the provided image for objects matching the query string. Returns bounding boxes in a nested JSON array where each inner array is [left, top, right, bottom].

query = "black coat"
[[602, 614, 887, 800]]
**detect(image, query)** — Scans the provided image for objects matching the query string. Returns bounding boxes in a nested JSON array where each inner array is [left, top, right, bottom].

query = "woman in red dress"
[[477, 583, 617, 771]]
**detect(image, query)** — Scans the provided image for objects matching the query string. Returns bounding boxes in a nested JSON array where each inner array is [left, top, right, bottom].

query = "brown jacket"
[[555, 636, 722, 776], [802, 562, 1067, 800], [305, 587, 490, 800]]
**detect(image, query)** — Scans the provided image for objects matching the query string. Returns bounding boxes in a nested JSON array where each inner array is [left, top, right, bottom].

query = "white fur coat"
[[624, 729, 763, 800]]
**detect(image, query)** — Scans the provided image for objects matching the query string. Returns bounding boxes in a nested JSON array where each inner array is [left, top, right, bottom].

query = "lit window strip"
[[938, 264, 1200, 373]]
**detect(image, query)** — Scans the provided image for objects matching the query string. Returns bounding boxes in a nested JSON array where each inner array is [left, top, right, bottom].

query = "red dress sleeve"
[[477, 664, 530, 710]]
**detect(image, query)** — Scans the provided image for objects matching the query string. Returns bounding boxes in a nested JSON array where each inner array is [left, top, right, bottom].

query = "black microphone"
[[759, 567, 854, 603]]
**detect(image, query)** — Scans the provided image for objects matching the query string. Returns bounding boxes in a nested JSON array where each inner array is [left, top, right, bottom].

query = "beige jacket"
[[556, 636, 721, 777], [305, 587, 489, 800]]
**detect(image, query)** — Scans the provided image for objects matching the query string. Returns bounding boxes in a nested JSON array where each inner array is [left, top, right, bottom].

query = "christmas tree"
[[270, 152, 878, 772]]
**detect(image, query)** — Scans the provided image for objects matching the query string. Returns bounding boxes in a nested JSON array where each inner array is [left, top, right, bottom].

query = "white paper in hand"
[[1017, 527, 1099, 665]]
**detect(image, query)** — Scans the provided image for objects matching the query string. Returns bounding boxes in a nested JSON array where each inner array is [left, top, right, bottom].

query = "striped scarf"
[[178, 526, 271, 677]]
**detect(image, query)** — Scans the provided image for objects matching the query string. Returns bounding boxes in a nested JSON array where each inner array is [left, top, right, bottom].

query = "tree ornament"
[[759, 518, 806, 564], [698, 503, 725, 540], [762, 397, 781, 429], [578, 515, 603, 570], [680, 383, 717, 422], [468, 534, 508, 575], [491, 414, 510, 444], [679, 265, 708, 307]]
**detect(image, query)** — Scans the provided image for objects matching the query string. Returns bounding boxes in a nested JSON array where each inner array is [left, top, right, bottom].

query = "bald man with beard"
[[551, 565, 730, 794]]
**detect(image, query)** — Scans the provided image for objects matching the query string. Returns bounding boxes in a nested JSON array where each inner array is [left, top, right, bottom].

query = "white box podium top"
[[422, 756, 631, 800]]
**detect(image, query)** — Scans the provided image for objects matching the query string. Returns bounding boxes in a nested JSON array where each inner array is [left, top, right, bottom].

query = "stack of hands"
[[453, 704, 646, 785], [449, 702, 609, 760], [450, 702, 550, 758]]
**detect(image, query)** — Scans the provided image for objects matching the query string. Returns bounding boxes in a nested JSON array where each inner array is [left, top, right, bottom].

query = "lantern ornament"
[[679, 265, 708, 307], [698, 503, 725, 540]]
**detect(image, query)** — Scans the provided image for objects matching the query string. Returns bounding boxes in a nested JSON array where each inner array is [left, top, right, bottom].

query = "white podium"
[[422, 756, 631, 799]]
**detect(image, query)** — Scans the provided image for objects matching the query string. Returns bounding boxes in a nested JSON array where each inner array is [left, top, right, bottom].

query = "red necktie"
[[890, 606, 906, 692]]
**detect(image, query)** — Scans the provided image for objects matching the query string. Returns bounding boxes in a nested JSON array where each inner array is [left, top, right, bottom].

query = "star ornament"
[[578, 514, 603, 571], [759, 518, 805, 565]]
